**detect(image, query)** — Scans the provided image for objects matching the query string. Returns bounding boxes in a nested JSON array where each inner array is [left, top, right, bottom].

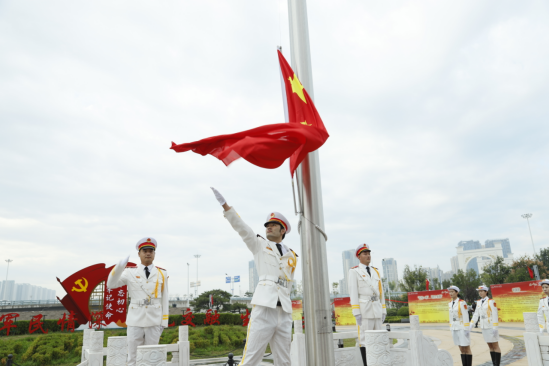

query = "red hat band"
[[268, 218, 288, 231]]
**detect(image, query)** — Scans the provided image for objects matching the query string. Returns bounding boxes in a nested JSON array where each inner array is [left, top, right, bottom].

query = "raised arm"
[[107, 255, 130, 289], [211, 187, 260, 254]]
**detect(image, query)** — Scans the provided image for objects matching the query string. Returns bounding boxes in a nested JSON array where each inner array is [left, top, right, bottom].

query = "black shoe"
[[466, 354, 473, 366], [360, 346, 367, 366], [460, 354, 466, 366], [494, 352, 501, 366]]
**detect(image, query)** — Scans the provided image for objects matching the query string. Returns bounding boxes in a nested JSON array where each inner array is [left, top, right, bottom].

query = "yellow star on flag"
[[288, 74, 307, 104]]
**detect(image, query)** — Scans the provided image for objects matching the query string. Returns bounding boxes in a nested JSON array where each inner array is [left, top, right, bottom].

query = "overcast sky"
[[0, 0, 548, 299]]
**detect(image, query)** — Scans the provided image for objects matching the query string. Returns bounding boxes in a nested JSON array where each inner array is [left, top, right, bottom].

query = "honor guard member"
[[538, 279, 549, 333], [107, 238, 169, 366], [349, 244, 386, 366], [447, 286, 472, 366], [211, 187, 297, 366], [470, 285, 500, 366]]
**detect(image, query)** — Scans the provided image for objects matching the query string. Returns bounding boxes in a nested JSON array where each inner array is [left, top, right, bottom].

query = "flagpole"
[[287, 0, 335, 365]]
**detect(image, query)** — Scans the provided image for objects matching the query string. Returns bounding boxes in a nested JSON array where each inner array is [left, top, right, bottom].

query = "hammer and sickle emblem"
[[72, 277, 89, 292]]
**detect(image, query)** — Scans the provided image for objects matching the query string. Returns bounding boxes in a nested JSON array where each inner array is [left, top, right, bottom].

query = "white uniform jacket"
[[471, 298, 498, 330], [538, 297, 548, 331], [348, 264, 386, 319], [448, 299, 470, 330], [224, 207, 297, 314], [107, 264, 169, 328]]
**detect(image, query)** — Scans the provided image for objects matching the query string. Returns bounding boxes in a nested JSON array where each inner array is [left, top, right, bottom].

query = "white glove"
[[118, 255, 130, 269], [469, 324, 473, 331], [354, 314, 362, 325], [210, 187, 226, 206], [464, 330, 470, 338], [382, 312, 387, 323], [539, 328, 544, 334]]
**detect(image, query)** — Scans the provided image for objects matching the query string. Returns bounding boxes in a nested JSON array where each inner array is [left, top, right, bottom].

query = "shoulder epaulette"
[[257, 234, 265, 240], [352, 266, 359, 269], [156, 266, 166, 271], [290, 248, 299, 257]]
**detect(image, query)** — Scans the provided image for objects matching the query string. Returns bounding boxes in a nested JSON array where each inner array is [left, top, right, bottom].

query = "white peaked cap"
[[447, 285, 460, 293], [477, 285, 489, 292], [136, 237, 158, 251], [355, 244, 371, 257], [541, 279, 549, 286], [264, 212, 291, 234]]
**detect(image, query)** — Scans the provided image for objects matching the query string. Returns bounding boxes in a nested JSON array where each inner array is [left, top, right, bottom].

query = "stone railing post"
[[408, 315, 423, 366], [291, 319, 306, 366], [364, 330, 391, 366], [81, 328, 94, 363], [523, 312, 543, 366], [87, 330, 104, 366], [136, 345, 167, 366], [177, 325, 190, 366], [107, 336, 127, 366]]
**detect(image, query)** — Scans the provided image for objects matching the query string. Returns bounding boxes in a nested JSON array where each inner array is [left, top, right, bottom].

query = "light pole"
[[187, 263, 190, 303], [225, 273, 232, 295], [194, 255, 201, 296], [5, 259, 13, 281], [521, 213, 537, 255]]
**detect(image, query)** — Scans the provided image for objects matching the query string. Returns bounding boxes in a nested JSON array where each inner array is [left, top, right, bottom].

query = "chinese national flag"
[[425, 279, 430, 291], [527, 266, 534, 279], [170, 50, 328, 177]]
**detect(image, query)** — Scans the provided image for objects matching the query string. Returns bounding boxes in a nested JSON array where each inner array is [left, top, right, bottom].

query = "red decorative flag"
[[425, 279, 430, 291], [527, 266, 534, 279], [170, 50, 329, 177]]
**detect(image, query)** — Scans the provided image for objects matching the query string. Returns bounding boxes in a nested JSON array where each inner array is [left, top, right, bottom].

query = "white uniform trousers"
[[358, 318, 383, 347], [127, 325, 163, 366], [240, 305, 292, 366]]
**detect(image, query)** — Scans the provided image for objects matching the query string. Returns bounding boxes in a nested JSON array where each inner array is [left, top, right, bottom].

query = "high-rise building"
[[381, 258, 399, 290], [451, 256, 459, 274], [0, 280, 16, 301], [456, 239, 514, 275], [441, 271, 453, 282], [339, 278, 346, 295], [341, 249, 359, 294], [248, 260, 259, 293], [485, 239, 512, 258]]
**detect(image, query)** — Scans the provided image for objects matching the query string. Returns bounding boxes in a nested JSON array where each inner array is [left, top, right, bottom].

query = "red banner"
[[490, 280, 544, 322], [334, 297, 355, 326], [292, 300, 303, 321], [408, 289, 450, 323], [103, 285, 128, 327]]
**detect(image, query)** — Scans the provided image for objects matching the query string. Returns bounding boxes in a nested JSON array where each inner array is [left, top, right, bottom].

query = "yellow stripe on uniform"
[[357, 324, 361, 347], [372, 267, 383, 298], [239, 305, 255, 366]]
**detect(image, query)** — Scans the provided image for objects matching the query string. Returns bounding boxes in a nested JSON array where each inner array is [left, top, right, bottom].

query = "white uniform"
[[448, 298, 471, 346], [224, 207, 297, 366], [538, 297, 549, 332], [471, 297, 499, 343], [107, 263, 169, 366], [349, 263, 386, 347]]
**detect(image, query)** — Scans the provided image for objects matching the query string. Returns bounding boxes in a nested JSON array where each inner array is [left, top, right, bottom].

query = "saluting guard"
[[107, 238, 169, 366], [447, 286, 472, 366], [538, 279, 549, 334], [349, 244, 386, 366], [211, 187, 298, 366], [470, 285, 500, 366]]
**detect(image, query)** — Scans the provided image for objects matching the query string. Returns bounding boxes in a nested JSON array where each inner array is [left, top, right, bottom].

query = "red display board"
[[408, 289, 450, 323], [334, 297, 355, 326], [490, 280, 544, 322], [292, 300, 303, 321]]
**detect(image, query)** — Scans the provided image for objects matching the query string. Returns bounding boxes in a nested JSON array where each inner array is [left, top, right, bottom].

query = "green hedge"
[[168, 313, 244, 327], [0, 319, 82, 337], [397, 306, 409, 317]]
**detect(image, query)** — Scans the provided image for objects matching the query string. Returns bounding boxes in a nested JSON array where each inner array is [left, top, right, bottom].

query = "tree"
[[388, 281, 398, 292], [229, 302, 249, 313], [451, 269, 481, 303], [332, 282, 339, 296], [505, 255, 548, 283], [190, 289, 232, 311], [442, 279, 452, 289], [481, 256, 511, 287], [399, 265, 428, 292], [244, 291, 253, 297], [535, 248, 549, 279], [292, 280, 303, 299]]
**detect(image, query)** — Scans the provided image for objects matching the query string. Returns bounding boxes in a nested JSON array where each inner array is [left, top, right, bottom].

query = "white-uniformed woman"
[[470, 285, 500, 366], [538, 279, 549, 334], [447, 286, 472, 366]]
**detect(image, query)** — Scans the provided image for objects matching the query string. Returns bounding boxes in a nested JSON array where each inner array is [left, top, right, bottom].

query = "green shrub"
[[386, 308, 398, 317], [397, 307, 409, 316]]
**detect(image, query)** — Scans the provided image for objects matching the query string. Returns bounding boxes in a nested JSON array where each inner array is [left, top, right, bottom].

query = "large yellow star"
[[288, 74, 307, 104]]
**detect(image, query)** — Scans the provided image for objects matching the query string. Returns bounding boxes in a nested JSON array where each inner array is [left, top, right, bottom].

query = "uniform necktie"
[[145, 266, 150, 279], [481, 299, 485, 305], [452, 301, 455, 307], [276, 243, 283, 256], [366, 266, 371, 276]]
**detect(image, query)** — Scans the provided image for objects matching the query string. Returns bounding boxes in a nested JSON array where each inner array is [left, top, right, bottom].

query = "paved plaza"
[[336, 322, 532, 366]]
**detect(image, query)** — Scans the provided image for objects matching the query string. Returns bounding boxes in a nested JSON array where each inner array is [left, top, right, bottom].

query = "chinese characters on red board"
[[182, 308, 196, 327], [103, 285, 128, 325]]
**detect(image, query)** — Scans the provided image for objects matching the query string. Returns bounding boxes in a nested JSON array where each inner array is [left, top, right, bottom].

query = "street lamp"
[[194, 255, 201, 296], [521, 213, 537, 255]]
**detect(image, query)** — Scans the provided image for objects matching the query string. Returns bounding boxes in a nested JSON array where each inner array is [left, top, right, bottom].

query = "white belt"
[[131, 298, 162, 306], [259, 275, 288, 287], [359, 296, 379, 302]]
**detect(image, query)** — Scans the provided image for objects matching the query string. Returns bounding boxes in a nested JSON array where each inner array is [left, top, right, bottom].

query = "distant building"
[[339, 278, 346, 295], [451, 256, 459, 274], [441, 271, 454, 282], [381, 258, 399, 290], [456, 239, 514, 275], [248, 260, 259, 293], [0, 281, 55, 302], [0, 280, 15, 301], [341, 249, 359, 294]]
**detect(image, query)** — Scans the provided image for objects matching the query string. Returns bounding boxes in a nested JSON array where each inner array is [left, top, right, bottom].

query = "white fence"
[[524, 312, 549, 366]]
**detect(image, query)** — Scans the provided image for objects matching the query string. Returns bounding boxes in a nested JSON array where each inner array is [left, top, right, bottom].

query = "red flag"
[[425, 279, 430, 291], [528, 266, 534, 279], [170, 50, 329, 177]]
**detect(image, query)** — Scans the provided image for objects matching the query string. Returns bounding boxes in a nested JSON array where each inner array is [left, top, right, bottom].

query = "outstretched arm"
[[107, 255, 130, 289]]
